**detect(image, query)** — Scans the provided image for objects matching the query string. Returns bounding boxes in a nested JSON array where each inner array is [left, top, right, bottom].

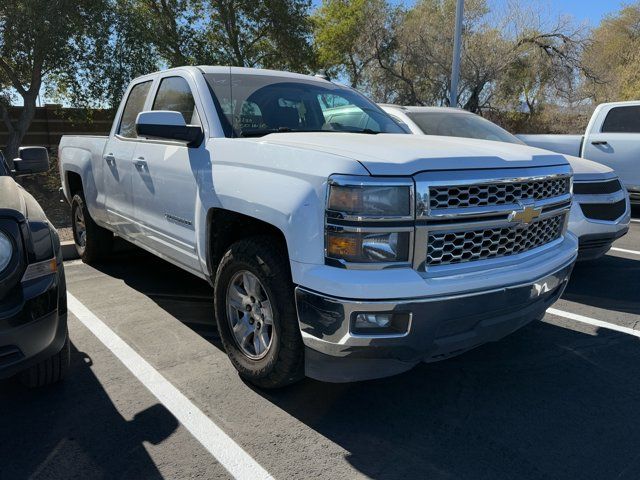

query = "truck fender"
[[59, 146, 106, 225]]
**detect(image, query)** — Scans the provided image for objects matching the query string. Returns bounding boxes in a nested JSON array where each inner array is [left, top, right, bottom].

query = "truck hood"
[[255, 133, 569, 175], [564, 155, 615, 179], [0, 176, 47, 222]]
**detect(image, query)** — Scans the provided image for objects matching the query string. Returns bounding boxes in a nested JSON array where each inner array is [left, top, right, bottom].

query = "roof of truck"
[[130, 65, 333, 84]]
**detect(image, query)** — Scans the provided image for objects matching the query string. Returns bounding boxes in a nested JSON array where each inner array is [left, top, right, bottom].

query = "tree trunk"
[[1, 92, 38, 166]]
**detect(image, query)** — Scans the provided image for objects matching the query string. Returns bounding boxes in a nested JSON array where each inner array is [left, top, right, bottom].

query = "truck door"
[[103, 80, 153, 236], [583, 104, 640, 191], [131, 74, 204, 273]]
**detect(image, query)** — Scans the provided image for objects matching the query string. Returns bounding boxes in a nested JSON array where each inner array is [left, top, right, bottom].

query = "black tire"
[[71, 192, 113, 263], [214, 236, 304, 388], [19, 332, 70, 388]]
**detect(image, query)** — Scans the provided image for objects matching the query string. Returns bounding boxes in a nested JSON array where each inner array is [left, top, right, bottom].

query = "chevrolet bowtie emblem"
[[509, 205, 542, 224]]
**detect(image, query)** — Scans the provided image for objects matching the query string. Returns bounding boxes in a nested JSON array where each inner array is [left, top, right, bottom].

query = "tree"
[[582, 3, 640, 102], [128, 0, 315, 70], [209, 0, 315, 70], [0, 0, 111, 161], [313, 0, 390, 87], [335, 0, 591, 118]]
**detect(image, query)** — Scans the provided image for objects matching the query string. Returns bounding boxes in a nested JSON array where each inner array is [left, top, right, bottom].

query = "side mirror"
[[135, 111, 204, 147], [13, 147, 50, 176]]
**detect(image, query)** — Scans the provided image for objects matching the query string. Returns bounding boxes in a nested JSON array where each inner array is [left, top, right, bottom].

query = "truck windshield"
[[204, 73, 405, 138], [407, 111, 524, 145]]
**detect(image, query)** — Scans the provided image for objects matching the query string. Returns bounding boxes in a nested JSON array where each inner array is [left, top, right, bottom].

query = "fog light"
[[355, 313, 392, 329], [351, 312, 411, 336]]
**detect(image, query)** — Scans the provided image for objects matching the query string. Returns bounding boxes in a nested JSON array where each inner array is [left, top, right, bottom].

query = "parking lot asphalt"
[[2, 219, 639, 480]]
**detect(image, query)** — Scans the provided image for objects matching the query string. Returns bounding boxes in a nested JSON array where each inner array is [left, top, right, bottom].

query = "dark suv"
[[0, 147, 69, 387]]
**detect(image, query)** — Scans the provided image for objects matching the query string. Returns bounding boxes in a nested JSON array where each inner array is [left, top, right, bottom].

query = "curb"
[[61, 241, 80, 261]]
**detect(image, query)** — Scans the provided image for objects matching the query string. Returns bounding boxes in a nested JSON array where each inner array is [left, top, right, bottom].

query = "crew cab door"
[[131, 74, 205, 272], [103, 79, 153, 236], [583, 104, 640, 190]]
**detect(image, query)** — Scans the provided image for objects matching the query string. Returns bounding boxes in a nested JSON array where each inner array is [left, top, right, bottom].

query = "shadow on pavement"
[[0, 343, 178, 479], [78, 242, 640, 479], [86, 246, 220, 342], [563, 254, 640, 315], [260, 321, 640, 480]]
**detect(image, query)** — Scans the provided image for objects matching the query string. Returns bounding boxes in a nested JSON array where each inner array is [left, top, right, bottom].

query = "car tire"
[[19, 332, 70, 388], [214, 236, 304, 388], [71, 192, 113, 263]]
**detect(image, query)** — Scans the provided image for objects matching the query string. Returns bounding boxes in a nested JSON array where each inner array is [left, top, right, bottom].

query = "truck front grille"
[[426, 213, 565, 266], [415, 166, 573, 271], [429, 177, 570, 210]]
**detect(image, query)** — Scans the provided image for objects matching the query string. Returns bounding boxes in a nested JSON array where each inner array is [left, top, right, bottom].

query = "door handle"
[[591, 141, 608, 146], [104, 153, 115, 164], [134, 157, 147, 170]]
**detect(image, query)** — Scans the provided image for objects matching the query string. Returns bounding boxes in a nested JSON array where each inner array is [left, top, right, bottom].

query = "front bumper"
[[569, 191, 631, 261], [296, 258, 574, 383], [0, 272, 67, 380]]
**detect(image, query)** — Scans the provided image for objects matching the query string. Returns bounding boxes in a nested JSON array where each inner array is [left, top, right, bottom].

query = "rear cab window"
[[601, 106, 640, 133], [118, 81, 153, 138]]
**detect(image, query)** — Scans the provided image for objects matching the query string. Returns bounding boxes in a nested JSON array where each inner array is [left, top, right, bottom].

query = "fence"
[[1, 105, 114, 152]]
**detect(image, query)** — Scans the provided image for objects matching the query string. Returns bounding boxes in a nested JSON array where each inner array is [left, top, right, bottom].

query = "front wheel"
[[213, 236, 304, 388], [71, 193, 113, 263]]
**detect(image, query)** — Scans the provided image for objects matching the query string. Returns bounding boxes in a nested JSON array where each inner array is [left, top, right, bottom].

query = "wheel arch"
[[206, 208, 290, 279]]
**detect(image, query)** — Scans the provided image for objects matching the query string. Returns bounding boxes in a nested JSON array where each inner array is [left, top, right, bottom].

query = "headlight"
[[325, 176, 414, 266], [0, 230, 14, 273], [328, 185, 412, 217], [326, 230, 411, 263]]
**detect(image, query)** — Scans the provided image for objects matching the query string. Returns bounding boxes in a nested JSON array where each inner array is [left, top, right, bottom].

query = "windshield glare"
[[407, 111, 524, 145], [204, 73, 405, 137]]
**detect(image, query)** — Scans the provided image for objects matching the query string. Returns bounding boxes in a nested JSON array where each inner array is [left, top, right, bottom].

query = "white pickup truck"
[[381, 105, 631, 260], [517, 101, 640, 205], [59, 66, 577, 387]]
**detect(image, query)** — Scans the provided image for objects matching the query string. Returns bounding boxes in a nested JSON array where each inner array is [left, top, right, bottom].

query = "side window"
[[118, 81, 153, 138], [152, 76, 200, 126], [601, 106, 640, 133]]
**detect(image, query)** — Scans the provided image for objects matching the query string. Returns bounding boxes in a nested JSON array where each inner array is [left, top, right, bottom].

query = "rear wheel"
[[71, 193, 113, 263], [214, 236, 304, 388]]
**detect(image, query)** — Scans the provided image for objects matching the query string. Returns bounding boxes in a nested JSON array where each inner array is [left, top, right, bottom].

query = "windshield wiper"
[[239, 127, 294, 137]]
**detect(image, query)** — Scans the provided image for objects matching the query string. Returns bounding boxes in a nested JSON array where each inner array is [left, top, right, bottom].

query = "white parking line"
[[547, 308, 640, 338], [611, 247, 640, 256], [67, 292, 273, 480], [631, 219, 640, 224]]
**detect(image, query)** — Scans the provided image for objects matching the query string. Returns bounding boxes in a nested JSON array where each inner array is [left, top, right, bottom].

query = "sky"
[[311, 0, 626, 26], [490, 0, 625, 26]]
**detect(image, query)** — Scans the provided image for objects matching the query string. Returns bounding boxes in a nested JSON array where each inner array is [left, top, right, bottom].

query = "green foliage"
[[583, 3, 640, 102], [0, 0, 113, 159]]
